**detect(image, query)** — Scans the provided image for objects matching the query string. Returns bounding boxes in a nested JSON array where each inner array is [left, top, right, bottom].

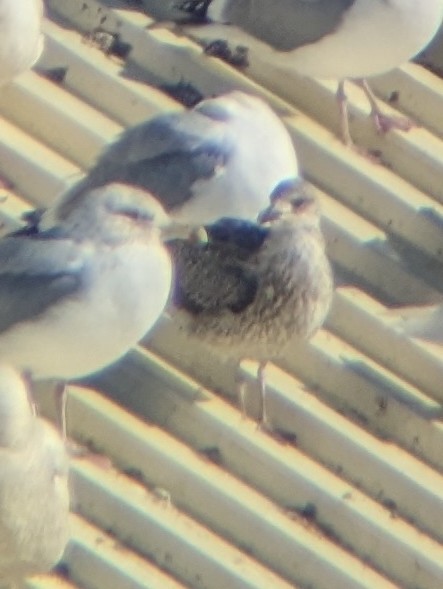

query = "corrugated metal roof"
[[5, 0, 442, 587]]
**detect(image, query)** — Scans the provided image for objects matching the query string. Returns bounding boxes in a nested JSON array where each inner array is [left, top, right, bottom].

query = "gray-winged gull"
[[0, 182, 173, 432], [35, 91, 299, 232], [168, 181, 333, 427], [177, 0, 443, 144], [0, 364, 70, 586]]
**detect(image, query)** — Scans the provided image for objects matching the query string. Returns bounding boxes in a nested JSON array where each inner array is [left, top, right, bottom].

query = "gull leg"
[[356, 78, 415, 134], [236, 362, 271, 428], [22, 370, 37, 417], [54, 382, 67, 440], [53, 382, 111, 466], [236, 371, 249, 420], [258, 361, 272, 431], [336, 80, 354, 147], [336, 80, 383, 162]]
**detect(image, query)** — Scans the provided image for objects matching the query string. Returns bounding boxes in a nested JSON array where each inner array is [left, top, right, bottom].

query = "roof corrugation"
[[3, 0, 441, 587]]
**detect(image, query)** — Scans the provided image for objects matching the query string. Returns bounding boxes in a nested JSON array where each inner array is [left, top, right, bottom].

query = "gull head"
[[258, 180, 320, 228], [61, 183, 171, 243]]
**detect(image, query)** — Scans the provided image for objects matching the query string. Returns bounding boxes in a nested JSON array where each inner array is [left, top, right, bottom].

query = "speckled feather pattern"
[[170, 210, 333, 361]]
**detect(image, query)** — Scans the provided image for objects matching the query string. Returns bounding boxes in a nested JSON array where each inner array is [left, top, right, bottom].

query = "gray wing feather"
[[98, 110, 225, 164], [57, 109, 230, 216], [168, 236, 260, 315], [0, 236, 87, 333], [208, 0, 356, 51]]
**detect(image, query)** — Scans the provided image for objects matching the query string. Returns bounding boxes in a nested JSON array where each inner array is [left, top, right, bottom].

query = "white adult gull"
[[35, 91, 299, 232], [0, 365, 70, 587], [0, 183, 173, 430], [177, 0, 443, 145]]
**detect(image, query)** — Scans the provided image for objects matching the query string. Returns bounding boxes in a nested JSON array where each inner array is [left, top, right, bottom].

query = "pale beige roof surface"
[[4, 0, 441, 588]]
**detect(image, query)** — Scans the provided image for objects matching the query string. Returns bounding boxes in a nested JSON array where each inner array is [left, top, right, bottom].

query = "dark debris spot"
[[85, 28, 133, 59], [376, 396, 388, 414], [382, 498, 397, 511], [367, 148, 383, 161], [229, 46, 250, 68], [299, 502, 317, 521], [21, 207, 44, 229], [123, 466, 145, 482], [204, 39, 250, 68], [160, 80, 204, 107], [200, 446, 223, 465], [176, 0, 212, 20], [388, 90, 400, 104]]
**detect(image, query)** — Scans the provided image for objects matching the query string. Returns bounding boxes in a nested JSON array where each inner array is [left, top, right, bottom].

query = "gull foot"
[[372, 112, 415, 135]]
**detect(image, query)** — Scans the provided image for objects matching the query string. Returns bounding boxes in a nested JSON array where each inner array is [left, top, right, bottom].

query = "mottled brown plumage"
[[168, 187, 333, 425]]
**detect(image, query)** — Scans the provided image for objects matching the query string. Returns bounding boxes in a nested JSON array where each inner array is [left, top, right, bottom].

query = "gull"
[[0, 0, 44, 85], [168, 182, 333, 428], [0, 364, 70, 587], [0, 182, 172, 379], [177, 0, 443, 145], [0, 183, 173, 430], [35, 91, 299, 231]]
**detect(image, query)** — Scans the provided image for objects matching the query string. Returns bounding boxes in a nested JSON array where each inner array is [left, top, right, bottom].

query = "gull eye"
[[117, 207, 153, 222], [292, 197, 308, 208], [290, 197, 315, 213]]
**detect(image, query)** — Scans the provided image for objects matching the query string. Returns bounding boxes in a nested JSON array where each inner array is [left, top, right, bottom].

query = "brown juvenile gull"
[[168, 183, 333, 427], [176, 0, 443, 145], [32, 91, 299, 233], [0, 183, 173, 432], [0, 364, 70, 587], [0, 0, 44, 86]]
